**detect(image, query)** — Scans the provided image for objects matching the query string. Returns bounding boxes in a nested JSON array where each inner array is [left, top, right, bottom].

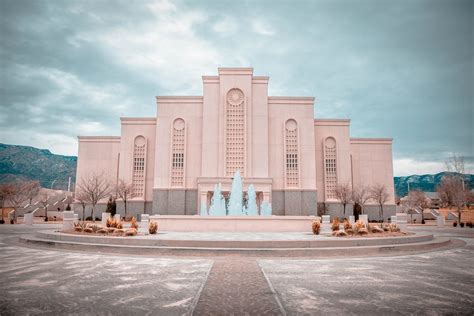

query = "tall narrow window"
[[225, 88, 245, 176], [285, 119, 299, 188], [324, 137, 337, 199], [171, 118, 185, 187], [132, 136, 146, 197]]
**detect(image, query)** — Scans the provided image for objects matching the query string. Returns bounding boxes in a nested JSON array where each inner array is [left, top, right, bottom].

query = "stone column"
[[62, 211, 75, 231], [101, 212, 110, 227], [24, 213, 33, 226], [321, 215, 331, 235]]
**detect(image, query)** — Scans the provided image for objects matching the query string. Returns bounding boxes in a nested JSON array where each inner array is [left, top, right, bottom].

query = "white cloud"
[[212, 16, 238, 34], [251, 19, 275, 36], [393, 158, 474, 176], [74, 7, 223, 94]]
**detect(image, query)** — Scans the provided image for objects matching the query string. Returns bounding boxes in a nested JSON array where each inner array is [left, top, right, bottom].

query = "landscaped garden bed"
[[65, 216, 158, 236], [312, 218, 408, 238]]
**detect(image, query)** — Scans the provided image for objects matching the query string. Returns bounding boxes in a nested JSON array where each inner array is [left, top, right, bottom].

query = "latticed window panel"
[[132, 136, 146, 198], [324, 138, 337, 199], [226, 89, 245, 176], [285, 120, 299, 188], [171, 119, 185, 187]]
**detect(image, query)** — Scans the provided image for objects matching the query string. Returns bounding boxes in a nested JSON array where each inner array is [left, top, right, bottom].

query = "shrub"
[[97, 228, 108, 234], [388, 223, 400, 232], [460, 222, 465, 228], [85, 216, 93, 221], [65, 203, 71, 211], [44, 217, 48, 222], [106, 216, 113, 228], [130, 217, 139, 230], [467, 221, 473, 228], [10, 219, 14, 224], [116, 220, 123, 230], [149, 221, 158, 234], [331, 218, 340, 231], [74, 226, 83, 232], [311, 220, 321, 235], [87, 224, 103, 233], [453, 222, 458, 227], [0, 219, 4, 224], [332, 230, 348, 237], [124, 228, 137, 236], [345, 228, 354, 235], [83, 227, 93, 233], [107, 227, 116, 234]]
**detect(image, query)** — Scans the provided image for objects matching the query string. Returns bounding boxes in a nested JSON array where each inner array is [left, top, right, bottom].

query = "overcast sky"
[[0, 0, 472, 176]]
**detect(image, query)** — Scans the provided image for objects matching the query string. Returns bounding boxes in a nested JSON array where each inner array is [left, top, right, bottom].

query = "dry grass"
[[312, 220, 321, 235], [124, 228, 137, 236], [149, 221, 158, 234], [369, 224, 384, 233], [332, 230, 348, 237], [331, 218, 340, 231], [343, 219, 352, 231], [113, 229, 125, 236], [130, 217, 139, 230]]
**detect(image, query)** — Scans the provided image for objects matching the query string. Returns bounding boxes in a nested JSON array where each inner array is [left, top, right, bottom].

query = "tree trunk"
[[91, 206, 95, 222], [458, 207, 461, 224], [82, 207, 85, 222], [124, 200, 127, 217]]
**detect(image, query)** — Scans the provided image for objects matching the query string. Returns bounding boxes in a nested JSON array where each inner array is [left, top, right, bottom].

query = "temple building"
[[75, 68, 396, 219]]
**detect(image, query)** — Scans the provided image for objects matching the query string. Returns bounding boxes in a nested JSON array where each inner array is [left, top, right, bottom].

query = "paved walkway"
[[193, 258, 283, 315]]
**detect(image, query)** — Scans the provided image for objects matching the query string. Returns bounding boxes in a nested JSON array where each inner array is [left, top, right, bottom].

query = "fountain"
[[209, 183, 226, 216], [205, 171, 271, 217], [245, 184, 258, 216], [227, 170, 243, 216]]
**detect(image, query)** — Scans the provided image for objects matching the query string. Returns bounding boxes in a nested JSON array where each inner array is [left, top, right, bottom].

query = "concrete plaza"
[[0, 224, 473, 315]]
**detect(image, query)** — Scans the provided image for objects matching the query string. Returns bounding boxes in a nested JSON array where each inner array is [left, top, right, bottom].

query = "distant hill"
[[0, 143, 76, 190], [394, 172, 473, 197]]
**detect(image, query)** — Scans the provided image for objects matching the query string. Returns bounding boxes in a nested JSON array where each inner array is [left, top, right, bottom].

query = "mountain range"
[[0, 143, 76, 190], [0, 143, 472, 196]]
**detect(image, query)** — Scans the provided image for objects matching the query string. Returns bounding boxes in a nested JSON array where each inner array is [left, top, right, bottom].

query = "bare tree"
[[115, 179, 134, 218], [39, 192, 50, 221], [77, 173, 111, 221], [75, 189, 90, 221], [445, 153, 465, 175], [24, 181, 40, 206], [437, 153, 469, 223], [334, 183, 352, 218], [1, 183, 29, 223], [406, 190, 430, 223], [437, 176, 467, 223], [370, 184, 390, 223], [352, 185, 371, 215]]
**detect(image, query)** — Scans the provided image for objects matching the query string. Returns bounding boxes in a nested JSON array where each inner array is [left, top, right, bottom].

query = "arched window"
[[225, 88, 245, 176], [324, 137, 337, 199], [285, 119, 299, 188], [171, 118, 186, 187], [132, 136, 146, 197]]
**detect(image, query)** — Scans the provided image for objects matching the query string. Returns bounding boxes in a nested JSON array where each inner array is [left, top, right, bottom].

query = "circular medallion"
[[227, 88, 244, 105], [286, 119, 297, 131], [173, 118, 185, 130], [134, 135, 146, 146]]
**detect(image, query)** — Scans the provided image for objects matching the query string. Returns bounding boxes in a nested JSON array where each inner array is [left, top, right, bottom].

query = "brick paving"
[[193, 258, 284, 315]]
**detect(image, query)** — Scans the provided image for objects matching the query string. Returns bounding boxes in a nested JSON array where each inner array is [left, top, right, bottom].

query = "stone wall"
[[152, 189, 198, 215], [271, 190, 317, 216]]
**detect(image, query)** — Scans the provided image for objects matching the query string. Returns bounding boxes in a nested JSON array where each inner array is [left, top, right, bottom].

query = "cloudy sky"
[[1, 0, 472, 176]]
